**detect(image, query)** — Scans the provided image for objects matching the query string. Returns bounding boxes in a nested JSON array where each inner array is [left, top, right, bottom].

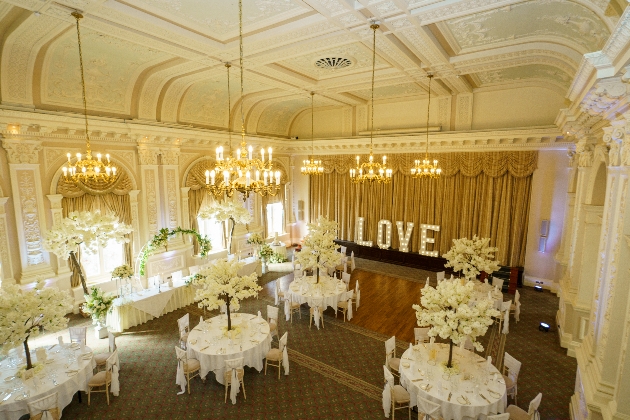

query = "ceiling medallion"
[[410, 74, 441, 179], [349, 23, 392, 185], [205, 0, 280, 201], [62, 12, 116, 183], [301, 92, 324, 176], [314, 57, 353, 70]]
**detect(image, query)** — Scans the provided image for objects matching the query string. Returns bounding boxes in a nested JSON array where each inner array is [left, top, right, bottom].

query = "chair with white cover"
[[27, 392, 60, 420], [500, 300, 512, 334], [510, 290, 521, 322], [224, 357, 246, 404], [382, 365, 410, 419], [503, 352, 522, 404], [493, 278, 505, 292], [350, 251, 356, 272], [487, 414, 510, 420], [95, 332, 117, 372], [436, 271, 445, 283], [177, 313, 190, 348], [336, 290, 353, 322], [289, 296, 301, 323], [340, 245, 347, 255], [274, 280, 285, 306], [88, 350, 119, 405], [416, 395, 440, 420], [353, 280, 360, 311], [267, 305, 279, 341], [414, 327, 430, 345], [385, 336, 401, 379], [309, 297, 325, 329], [506, 393, 542, 420], [341, 272, 351, 290], [265, 331, 289, 379], [69, 327, 86, 345], [175, 346, 201, 395]]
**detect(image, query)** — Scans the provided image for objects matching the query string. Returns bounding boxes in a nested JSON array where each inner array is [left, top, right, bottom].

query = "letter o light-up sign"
[[376, 219, 392, 249], [420, 224, 440, 257]]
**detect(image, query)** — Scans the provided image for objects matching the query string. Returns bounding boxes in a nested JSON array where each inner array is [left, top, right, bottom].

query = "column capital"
[[137, 146, 160, 165], [160, 147, 180, 166], [1, 139, 42, 164], [576, 142, 594, 167], [128, 189, 140, 200], [46, 194, 63, 209]]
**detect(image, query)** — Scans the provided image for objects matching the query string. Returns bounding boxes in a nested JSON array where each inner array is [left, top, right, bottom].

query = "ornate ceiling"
[[0, 0, 623, 139]]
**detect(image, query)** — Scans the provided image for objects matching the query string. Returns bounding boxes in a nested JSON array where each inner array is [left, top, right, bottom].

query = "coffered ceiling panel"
[[257, 97, 311, 136], [472, 64, 573, 89], [349, 82, 426, 100], [41, 27, 171, 115]]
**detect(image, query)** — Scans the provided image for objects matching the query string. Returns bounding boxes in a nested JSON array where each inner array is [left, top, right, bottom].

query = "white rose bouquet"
[[442, 235, 501, 280], [246, 233, 264, 245], [83, 287, 115, 324], [112, 264, 134, 279]]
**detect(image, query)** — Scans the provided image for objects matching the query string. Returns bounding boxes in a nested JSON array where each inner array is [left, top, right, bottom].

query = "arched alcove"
[[589, 163, 607, 206]]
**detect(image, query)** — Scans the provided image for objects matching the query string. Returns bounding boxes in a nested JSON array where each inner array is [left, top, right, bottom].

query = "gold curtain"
[[309, 151, 536, 267]]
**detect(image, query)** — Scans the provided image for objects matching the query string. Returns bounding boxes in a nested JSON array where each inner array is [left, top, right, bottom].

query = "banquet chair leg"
[[242, 378, 246, 400], [265, 360, 268, 375], [187, 372, 191, 395], [224, 382, 228, 403], [278, 362, 281, 380], [106, 383, 110, 406], [87, 389, 91, 406]]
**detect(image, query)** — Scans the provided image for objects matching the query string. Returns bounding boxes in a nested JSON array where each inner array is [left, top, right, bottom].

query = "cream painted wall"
[[523, 149, 569, 287], [290, 154, 311, 243], [472, 86, 565, 130]]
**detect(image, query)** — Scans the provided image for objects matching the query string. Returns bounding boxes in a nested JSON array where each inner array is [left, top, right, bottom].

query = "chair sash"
[[502, 307, 510, 334], [178, 314, 190, 339], [279, 332, 290, 375], [356, 289, 361, 310], [382, 366, 395, 418], [107, 351, 120, 396], [284, 299, 290, 321], [225, 357, 243, 404], [313, 306, 320, 329], [346, 298, 353, 320], [175, 347, 187, 395], [28, 392, 59, 420]]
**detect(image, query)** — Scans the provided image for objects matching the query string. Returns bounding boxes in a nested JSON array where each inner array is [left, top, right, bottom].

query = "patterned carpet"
[[10, 264, 574, 420]]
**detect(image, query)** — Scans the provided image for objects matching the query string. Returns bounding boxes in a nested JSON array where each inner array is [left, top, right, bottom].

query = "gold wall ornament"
[[410, 74, 441, 179], [205, 0, 279, 200], [301, 91, 324, 176], [349, 23, 392, 185], [62, 12, 117, 185]]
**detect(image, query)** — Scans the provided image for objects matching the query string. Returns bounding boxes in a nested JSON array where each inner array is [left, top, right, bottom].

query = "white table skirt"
[[285, 276, 347, 311], [399, 344, 507, 420], [106, 283, 195, 332], [0, 345, 96, 420], [186, 313, 271, 385]]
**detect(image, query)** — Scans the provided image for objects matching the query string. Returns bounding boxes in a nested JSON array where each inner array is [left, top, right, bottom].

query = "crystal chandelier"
[[349, 23, 392, 184], [205, 0, 280, 200], [301, 92, 324, 175], [410, 74, 441, 178], [62, 12, 116, 182]]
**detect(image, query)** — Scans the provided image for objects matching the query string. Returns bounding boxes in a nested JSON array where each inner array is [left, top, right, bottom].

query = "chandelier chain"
[[370, 23, 377, 154], [226, 63, 232, 153], [239, 0, 245, 137], [73, 12, 90, 153], [425, 74, 431, 159], [311, 91, 314, 157]]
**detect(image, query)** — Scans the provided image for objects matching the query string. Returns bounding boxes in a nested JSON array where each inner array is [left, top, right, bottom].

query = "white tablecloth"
[[0, 345, 96, 420], [399, 344, 507, 420], [285, 276, 347, 311], [187, 313, 271, 385], [270, 245, 287, 258], [106, 282, 195, 332], [236, 257, 261, 277]]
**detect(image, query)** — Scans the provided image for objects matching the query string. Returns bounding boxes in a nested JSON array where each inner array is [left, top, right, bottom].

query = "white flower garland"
[[442, 235, 501, 280]]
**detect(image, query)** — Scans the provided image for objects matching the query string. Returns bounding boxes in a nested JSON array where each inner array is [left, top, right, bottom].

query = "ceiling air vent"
[[314, 57, 353, 70]]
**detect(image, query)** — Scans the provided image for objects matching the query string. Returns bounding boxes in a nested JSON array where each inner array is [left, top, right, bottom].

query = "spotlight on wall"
[[539, 322, 550, 332], [534, 280, 543, 292]]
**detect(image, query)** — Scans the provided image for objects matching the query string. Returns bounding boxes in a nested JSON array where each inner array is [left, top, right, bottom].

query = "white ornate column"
[[46, 194, 70, 275], [180, 187, 190, 230], [2, 139, 55, 283], [0, 196, 15, 285], [138, 147, 161, 243], [159, 147, 182, 231], [128, 190, 141, 255]]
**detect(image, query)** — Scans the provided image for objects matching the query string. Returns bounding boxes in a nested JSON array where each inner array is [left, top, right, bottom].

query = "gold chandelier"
[[205, 0, 279, 200], [301, 92, 324, 175], [410, 74, 441, 178], [62, 12, 116, 182], [350, 23, 392, 184]]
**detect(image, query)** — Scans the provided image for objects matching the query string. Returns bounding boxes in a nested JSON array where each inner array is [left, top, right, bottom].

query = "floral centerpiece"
[[295, 217, 341, 283], [246, 233, 264, 246], [112, 264, 134, 279], [412, 278, 499, 369], [442, 235, 501, 280], [200, 195, 252, 254], [0, 280, 73, 370], [83, 287, 115, 325], [258, 244, 274, 261], [268, 252, 288, 264], [193, 258, 261, 332], [43, 210, 133, 294]]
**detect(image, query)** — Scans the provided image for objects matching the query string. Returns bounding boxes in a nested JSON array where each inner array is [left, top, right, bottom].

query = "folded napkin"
[[487, 355, 492, 367], [257, 310, 262, 319], [57, 336, 64, 345], [200, 316, 203, 324]]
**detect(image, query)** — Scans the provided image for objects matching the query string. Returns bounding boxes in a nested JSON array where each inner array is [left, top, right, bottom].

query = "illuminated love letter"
[[419, 224, 440, 257], [396, 221, 414, 252], [355, 217, 373, 246], [376, 220, 392, 249]]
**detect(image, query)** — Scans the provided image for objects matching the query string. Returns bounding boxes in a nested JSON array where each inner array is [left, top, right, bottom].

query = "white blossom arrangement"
[[442, 235, 501, 280], [295, 217, 341, 283], [43, 210, 132, 260], [111, 264, 134, 279], [246, 233, 265, 245], [83, 287, 115, 324], [193, 258, 261, 331], [412, 278, 499, 368], [0, 280, 73, 370], [200, 195, 252, 254]]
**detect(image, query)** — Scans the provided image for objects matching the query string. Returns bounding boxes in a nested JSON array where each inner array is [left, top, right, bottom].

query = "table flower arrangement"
[[442, 235, 501, 280], [412, 278, 499, 369], [201, 195, 252, 255], [18, 362, 45, 376], [0, 280, 73, 371], [193, 258, 261, 332], [295, 216, 341, 283], [246, 233, 264, 246], [268, 252, 288, 263], [221, 325, 242, 339], [83, 287, 115, 325], [112, 264, 134, 279], [258, 244, 274, 261]]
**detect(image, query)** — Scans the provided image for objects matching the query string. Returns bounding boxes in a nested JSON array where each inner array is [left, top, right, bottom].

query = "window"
[[80, 239, 125, 281], [266, 202, 284, 237], [197, 216, 225, 250]]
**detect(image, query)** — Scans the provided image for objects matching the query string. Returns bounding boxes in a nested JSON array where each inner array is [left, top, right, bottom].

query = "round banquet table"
[[399, 343, 507, 420], [285, 275, 347, 311], [0, 344, 96, 420], [187, 313, 271, 385]]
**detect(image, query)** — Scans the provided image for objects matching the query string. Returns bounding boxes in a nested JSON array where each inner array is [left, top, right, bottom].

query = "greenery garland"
[[139, 227, 211, 275]]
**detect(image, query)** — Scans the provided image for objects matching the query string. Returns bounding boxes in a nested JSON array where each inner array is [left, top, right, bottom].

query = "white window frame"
[[80, 239, 125, 284], [266, 202, 285, 238]]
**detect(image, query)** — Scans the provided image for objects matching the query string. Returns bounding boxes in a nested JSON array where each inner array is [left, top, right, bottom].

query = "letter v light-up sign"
[[419, 224, 440, 257], [396, 221, 414, 252]]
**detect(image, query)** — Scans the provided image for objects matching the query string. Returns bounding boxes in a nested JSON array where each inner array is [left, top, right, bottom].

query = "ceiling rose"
[[314, 57, 353, 70]]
